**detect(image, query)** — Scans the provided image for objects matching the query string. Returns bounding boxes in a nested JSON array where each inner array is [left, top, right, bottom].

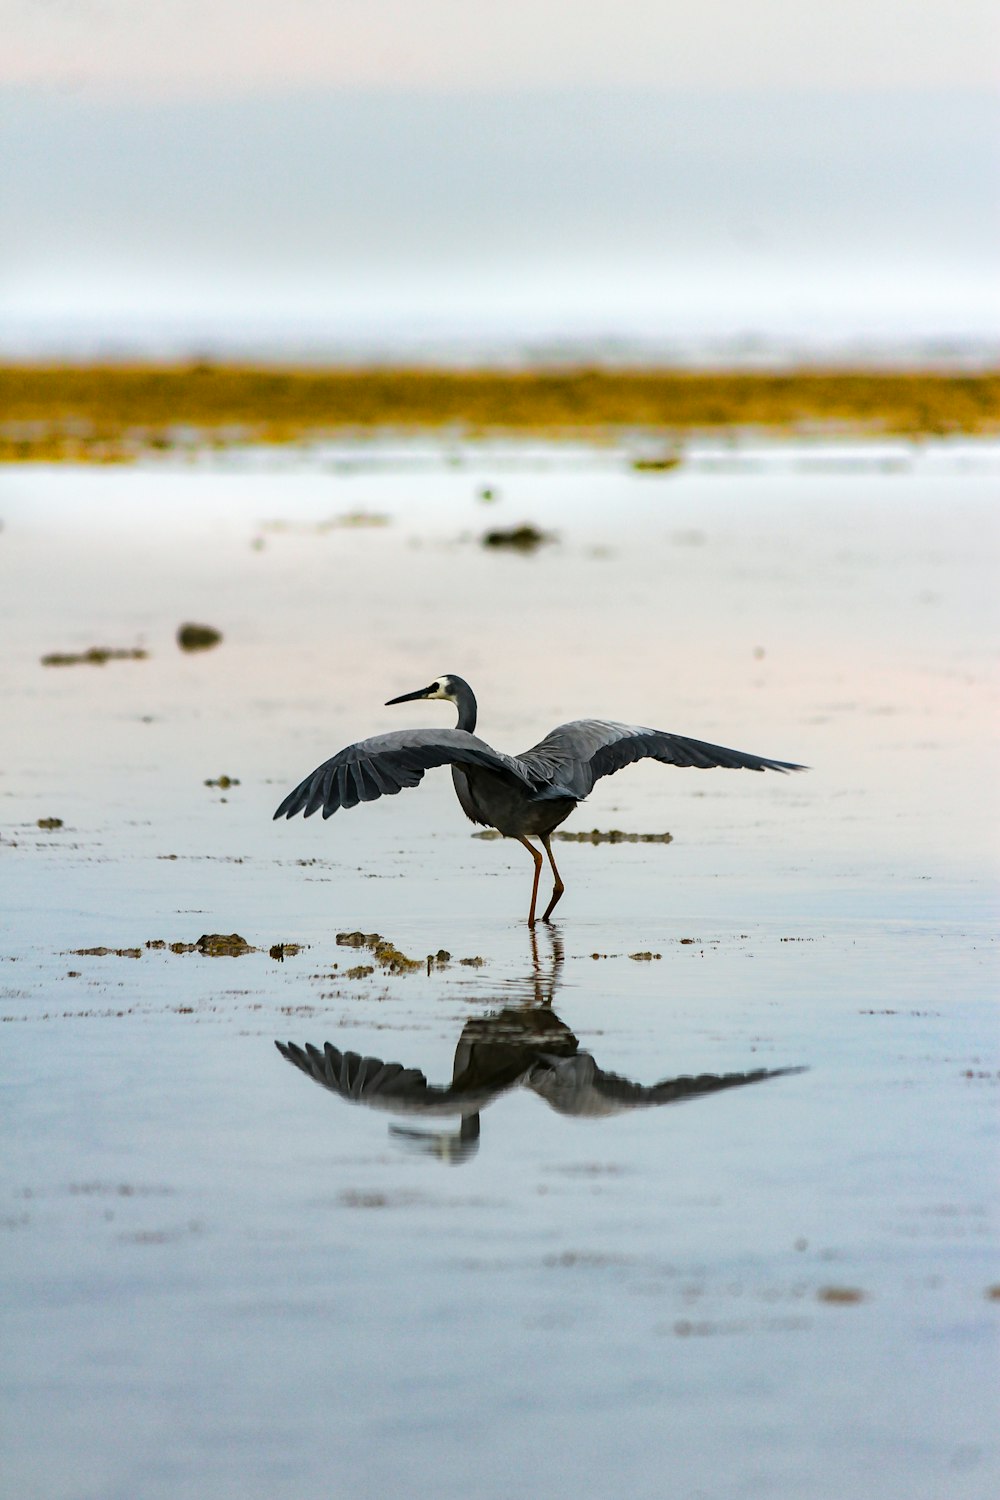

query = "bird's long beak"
[[385, 684, 435, 706]]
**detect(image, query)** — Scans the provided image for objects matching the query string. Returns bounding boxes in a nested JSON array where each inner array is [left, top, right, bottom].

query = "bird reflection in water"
[[275, 931, 804, 1163]]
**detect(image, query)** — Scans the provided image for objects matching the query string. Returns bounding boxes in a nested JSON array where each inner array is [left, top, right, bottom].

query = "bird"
[[273, 673, 805, 924], [276, 930, 805, 1160], [276, 1017, 803, 1163]]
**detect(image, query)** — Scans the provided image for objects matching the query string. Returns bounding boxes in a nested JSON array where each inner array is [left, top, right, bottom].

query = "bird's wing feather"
[[275, 1040, 514, 1117], [273, 727, 537, 820], [518, 719, 806, 799], [526, 1056, 806, 1116]]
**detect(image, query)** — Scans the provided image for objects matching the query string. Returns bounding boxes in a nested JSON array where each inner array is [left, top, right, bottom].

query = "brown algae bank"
[[1, 443, 998, 1500], [1, 363, 999, 461]]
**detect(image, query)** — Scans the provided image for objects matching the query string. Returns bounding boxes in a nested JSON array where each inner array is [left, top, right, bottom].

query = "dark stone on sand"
[[196, 932, 252, 956], [481, 524, 552, 553], [177, 623, 222, 652]]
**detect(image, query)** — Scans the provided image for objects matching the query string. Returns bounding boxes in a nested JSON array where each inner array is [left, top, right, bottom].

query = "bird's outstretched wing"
[[518, 719, 806, 800], [275, 1040, 516, 1117], [273, 727, 537, 820], [526, 1055, 806, 1117]]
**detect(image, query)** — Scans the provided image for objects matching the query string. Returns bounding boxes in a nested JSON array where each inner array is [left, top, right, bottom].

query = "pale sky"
[[6, 0, 998, 94], [2, 1, 998, 355]]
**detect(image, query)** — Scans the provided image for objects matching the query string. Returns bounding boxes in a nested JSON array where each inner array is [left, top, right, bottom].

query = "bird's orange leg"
[[514, 836, 544, 926], [540, 833, 565, 921]]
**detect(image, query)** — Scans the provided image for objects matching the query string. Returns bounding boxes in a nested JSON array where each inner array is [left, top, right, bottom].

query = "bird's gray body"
[[273, 673, 805, 921], [450, 762, 578, 837]]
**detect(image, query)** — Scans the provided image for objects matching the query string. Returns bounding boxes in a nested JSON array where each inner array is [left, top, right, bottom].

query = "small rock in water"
[[177, 623, 222, 652], [335, 930, 421, 973], [481, 524, 552, 553], [196, 932, 252, 957], [269, 943, 303, 961], [816, 1286, 866, 1305]]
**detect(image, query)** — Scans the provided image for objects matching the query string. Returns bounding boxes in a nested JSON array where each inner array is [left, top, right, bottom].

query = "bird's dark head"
[[385, 674, 464, 707], [386, 675, 477, 732]]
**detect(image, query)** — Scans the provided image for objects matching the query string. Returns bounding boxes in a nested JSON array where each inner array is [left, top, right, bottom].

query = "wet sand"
[[1, 437, 998, 1499]]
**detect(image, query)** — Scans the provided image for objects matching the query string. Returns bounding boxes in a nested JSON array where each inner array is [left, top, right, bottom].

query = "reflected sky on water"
[[1, 439, 997, 1499]]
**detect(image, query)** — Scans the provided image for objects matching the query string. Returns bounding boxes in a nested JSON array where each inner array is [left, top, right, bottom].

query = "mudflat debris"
[[71, 946, 143, 959], [628, 951, 663, 961], [554, 829, 673, 844], [37, 817, 63, 830], [335, 931, 422, 974], [481, 524, 553, 553], [195, 933, 253, 956], [630, 452, 683, 473], [261, 512, 389, 532], [145, 934, 255, 956], [816, 1286, 867, 1305], [177, 623, 222, 652], [269, 943, 304, 961], [475, 828, 671, 844], [204, 775, 240, 789], [42, 646, 148, 667]]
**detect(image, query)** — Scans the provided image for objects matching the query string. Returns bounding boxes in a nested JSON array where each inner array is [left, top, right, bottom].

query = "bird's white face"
[[427, 677, 456, 702]]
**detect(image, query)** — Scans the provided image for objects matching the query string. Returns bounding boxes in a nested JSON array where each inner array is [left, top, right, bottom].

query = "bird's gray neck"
[[453, 680, 478, 734]]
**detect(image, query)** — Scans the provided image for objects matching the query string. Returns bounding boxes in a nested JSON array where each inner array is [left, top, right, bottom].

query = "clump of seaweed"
[[816, 1286, 866, 1305], [42, 646, 148, 667], [554, 829, 673, 844], [335, 931, 422, 974], [481, 524, 553, 553], [146, 934, 255, 956], [177, 623, 222, 652], [204, 775, 240, 789], [630, 451, 683, 473], [71, 946, 142, 959], [269, 943, 303, 961], [474, 828, 671, 843], [195, 933, 253, 956], [37, 817, 63, 830]]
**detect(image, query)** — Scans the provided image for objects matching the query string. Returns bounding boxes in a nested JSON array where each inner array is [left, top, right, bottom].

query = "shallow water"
[[2, 440, 998, 1499]]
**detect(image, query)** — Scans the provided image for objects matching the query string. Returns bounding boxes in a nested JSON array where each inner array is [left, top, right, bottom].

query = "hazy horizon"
[[3, 2, 998, 360]]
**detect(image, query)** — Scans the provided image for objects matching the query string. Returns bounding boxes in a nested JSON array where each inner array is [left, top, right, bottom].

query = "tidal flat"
[[1, 435, 998, 1499]]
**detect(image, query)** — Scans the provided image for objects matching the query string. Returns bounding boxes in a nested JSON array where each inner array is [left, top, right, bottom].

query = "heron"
[[273, 674, 805, 923], [275, 931, 805, 1161]]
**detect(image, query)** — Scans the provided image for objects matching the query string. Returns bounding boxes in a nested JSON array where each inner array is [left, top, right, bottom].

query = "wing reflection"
[[275, 930, 804, 1163]]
